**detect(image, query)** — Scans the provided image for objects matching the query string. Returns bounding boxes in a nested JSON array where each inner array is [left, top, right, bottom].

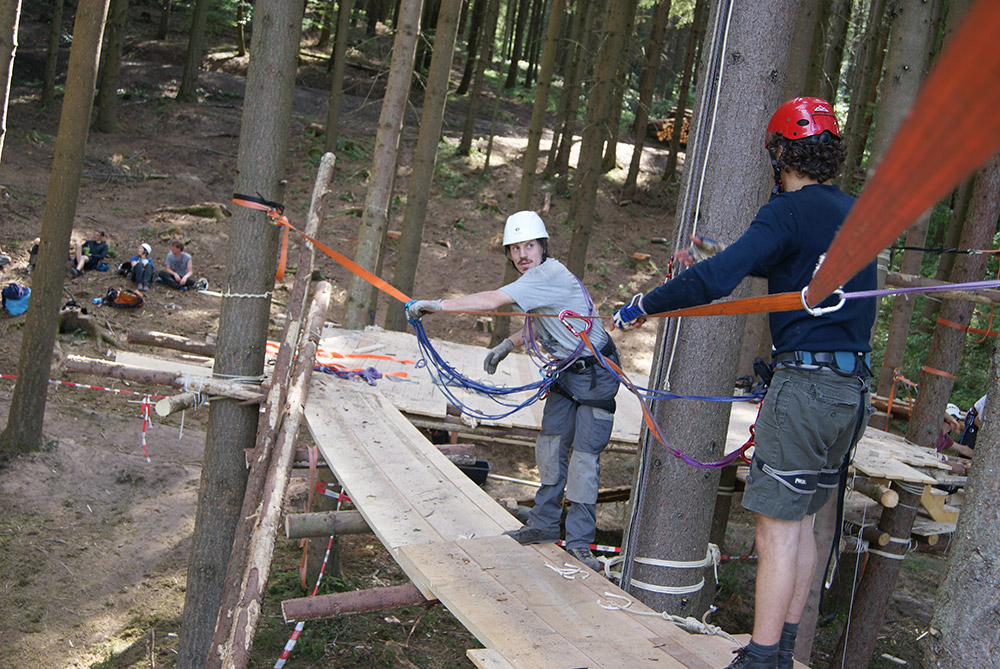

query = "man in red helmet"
[[614, 98, 877, 668]]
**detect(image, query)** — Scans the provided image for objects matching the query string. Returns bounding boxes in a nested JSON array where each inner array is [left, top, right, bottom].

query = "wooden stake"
[[852, 477, 899, 508], [155, 392, 199, 417]]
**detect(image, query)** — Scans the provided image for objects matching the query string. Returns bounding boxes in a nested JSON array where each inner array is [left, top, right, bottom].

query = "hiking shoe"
[[725, 646, 781, 668], [0, 254, 10, 266], [195, 277, 208, 291], [777, 650, 793, 669], [566, 546, 601, 571], [503, 525, 559, 545], [70, 268, 81, 277]]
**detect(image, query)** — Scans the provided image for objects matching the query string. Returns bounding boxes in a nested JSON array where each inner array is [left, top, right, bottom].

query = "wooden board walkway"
[[304, 376, 747, 668]]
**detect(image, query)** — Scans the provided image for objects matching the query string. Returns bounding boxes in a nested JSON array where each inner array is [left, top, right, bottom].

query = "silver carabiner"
[[801, 287, 845, 317]]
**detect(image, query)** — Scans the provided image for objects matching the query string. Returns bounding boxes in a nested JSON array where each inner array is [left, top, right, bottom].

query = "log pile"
[[646, 108, 693, 145]]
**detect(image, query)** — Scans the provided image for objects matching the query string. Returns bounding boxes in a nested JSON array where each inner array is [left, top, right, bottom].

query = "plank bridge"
[[304, 376, 745, 668]]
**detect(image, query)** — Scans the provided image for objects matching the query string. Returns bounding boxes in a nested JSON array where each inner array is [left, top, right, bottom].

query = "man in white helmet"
[[407, 211, 619, 572]]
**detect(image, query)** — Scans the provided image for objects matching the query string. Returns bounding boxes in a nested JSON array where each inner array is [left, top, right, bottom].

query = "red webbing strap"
[[806, 0, 1000, 306], [937, 317, 998, 338], [233, 195, 413, 304], [649, 290, 804, 319]]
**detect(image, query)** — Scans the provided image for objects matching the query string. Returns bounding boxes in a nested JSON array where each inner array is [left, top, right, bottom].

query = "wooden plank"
[[466, 648, 515, 669], [396, 539, 596, 668], [398, 537, 692, 668], [852, 454, 936, 484], [306, 379, 517, 546], [531, 542, 744, 667], [919, 486, 959, 522]]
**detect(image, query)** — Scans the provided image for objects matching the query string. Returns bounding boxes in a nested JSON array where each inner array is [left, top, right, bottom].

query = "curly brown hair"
[[766, 131, 846, 183]]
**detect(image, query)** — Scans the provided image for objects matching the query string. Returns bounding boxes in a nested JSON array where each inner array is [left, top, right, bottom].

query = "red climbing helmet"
[[766, 97, 840, 141]]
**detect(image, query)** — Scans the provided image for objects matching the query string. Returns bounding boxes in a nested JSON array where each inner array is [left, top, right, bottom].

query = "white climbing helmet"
[[502, 211, 549, 246]]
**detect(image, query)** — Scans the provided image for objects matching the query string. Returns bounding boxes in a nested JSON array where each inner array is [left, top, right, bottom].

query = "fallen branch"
[[64, 355, 263, 401], [128, 330, 216, 356]]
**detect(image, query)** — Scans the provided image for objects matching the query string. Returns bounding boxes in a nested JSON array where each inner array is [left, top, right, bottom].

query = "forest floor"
[[0, 10, 945, 669]]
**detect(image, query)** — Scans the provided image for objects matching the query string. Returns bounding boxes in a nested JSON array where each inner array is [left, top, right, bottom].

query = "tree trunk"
[[455, 0, 485, 95], [662, 0, 706, 181], [41, 0, 63, 108], [926, 340, 1000, 666], [904, 155, 1000, 450], [208, 283, 333, 668], [324, 0, 355, 151], [0, 0, 21, 163], [802, 0, 832, 96], [317, 0, 336, 48], [829, 483, 922, 667], [458, 0, 499, 154], [174, 1, 304, 664], [157, 0, 171, 40], [622, 0, 671, 198], [235, 0, 246, 57], [838, 0, 889, 193], [384, 0, 463, 332], [0, 0, 110, 456], [550, 0, 597, 191], [94, 0, 129, 133], [564, 0, 628, 278], [177, 0, 210, 101], [621, 0, 798, 616], [502, 0, 530, 88], [861, 0, 936, 421], [521, 0, 543, 88], [923, 176, 974, 321], [784, 0, 822, 98], [515, 0, 565, 209], [600, 0, 638, 174], [343, 0, 424, 329], [817, 0, 851, 101]]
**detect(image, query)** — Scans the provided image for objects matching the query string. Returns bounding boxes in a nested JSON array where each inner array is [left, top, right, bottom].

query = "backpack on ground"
[[103, 287, 144, 309], [2, 283, 30, 315]]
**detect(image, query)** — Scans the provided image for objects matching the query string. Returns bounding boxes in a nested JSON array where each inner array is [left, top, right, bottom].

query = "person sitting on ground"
[[157, 241, 195, 290], [27, 237, 40, 274], [406, 211, 620, 573], [70, 229, 108, 277], [128, 243, 155, 292]]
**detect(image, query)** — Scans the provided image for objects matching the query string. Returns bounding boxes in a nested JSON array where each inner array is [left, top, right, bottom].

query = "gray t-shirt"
[[165, 250, 191, 276], [500, 258, 609, 359]]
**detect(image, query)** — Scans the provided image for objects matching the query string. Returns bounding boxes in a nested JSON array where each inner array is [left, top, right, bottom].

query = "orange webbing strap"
[[937, 317, 999, 338], [922, 366, 956, 380], [806, 0, 1000, 306], [649, 290, 804, 319], [233, 194, 413, 303]]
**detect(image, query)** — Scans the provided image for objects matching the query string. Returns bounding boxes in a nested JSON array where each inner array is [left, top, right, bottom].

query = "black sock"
[[779, 621, 798, 653], [746, 639, 779, 660]]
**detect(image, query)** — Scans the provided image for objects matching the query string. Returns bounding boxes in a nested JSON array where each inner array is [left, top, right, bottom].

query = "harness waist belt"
[[568, 337, 618, 372], [772, 350, 870, 375]]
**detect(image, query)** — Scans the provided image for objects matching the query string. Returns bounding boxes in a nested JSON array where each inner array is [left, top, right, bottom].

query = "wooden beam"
[[64, 355, 263, 401], [155, 392, 199, 417], [282, 583, 429, 622], [284, 510, 370, 539], [886, 271, 1000, 306], [127, 330, 216, 356], [852, 477, 899, 508]]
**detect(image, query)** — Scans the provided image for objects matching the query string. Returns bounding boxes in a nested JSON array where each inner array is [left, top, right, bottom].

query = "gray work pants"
[[528, 357, 618, 550]]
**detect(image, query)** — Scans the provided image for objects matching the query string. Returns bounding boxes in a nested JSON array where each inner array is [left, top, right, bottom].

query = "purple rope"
[[843, 278, 1000, 301]]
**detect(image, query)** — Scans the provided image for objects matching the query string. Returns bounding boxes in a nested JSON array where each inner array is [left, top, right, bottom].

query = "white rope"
[[634, 543, 722, 581], [841, 471, 867, 668], [598, 593, 739, 644], [222, 288, 273, 299], [544, 562, 590, 580], [629, 576, 705, 595], [867, 548, 906, 561]]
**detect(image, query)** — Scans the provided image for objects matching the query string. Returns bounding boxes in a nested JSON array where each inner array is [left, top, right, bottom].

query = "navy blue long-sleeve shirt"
[[641, 184, 876, 354]]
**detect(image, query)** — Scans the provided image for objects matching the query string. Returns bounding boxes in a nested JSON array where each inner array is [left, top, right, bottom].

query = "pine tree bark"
[[174, 1, 305, 664], [324, 0, 355, 152], [343, 0, 425, 329], [0, 0, 110, 456], [0, 0, 21, 162], [94, 0, 129, 133], [384, 0, 463, 332], [784, 0, 822, 97], [502, 0, 530, 88], [817, 0, 851, 101], [904, 155, 1000, 449], [927, 342, 1000, 666], [455, 0, 486, 95], [622, 0, 671, 197], [565, 0, 627, 278], [177, 0, 210, 101], [549, 0, 597, 190], [621, 0, 798, 617]]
